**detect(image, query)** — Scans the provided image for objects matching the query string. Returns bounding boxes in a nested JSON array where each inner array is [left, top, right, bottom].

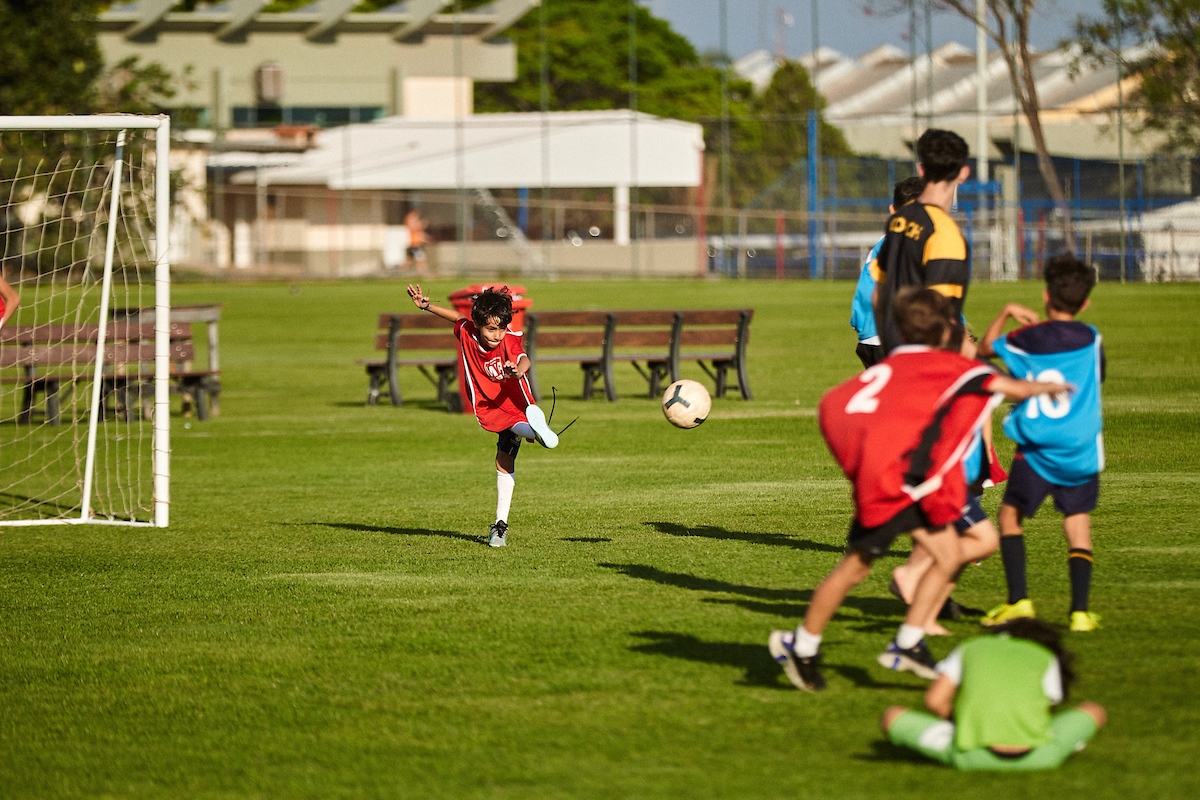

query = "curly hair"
[[470, 287, 514, 329]]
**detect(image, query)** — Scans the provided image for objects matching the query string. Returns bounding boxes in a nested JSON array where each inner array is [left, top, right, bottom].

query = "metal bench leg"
[[581, 364, 597, 400], [713, 360, 731, 398], [45, 380, 61, 426], [366, 366, 384, 406], [194, 382, 210, 421]]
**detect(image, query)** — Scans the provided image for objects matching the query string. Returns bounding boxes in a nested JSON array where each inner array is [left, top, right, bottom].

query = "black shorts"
[[856, 341, 886, 369], [848, 505, 930, 560], [1002, 454, 1099, 518], [953, 494, 988, 534]]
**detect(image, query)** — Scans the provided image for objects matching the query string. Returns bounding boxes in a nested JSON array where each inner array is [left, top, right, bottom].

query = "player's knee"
[[881, 706, 908, 734], [1078, 701, 1107, 729]]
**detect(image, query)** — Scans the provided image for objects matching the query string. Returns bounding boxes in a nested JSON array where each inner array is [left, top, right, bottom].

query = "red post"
[[775, 213, 786, 280], [696, 151, 708, 277], [1036, 210, 1047, 278]]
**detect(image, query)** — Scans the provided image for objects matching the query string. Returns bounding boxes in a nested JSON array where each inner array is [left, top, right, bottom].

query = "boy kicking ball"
[[407, 284, 558, 547], [769, 289, 1071, 692]]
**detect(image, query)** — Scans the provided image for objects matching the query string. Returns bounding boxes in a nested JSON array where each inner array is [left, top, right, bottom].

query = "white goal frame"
[[0, 115, 171, 528]]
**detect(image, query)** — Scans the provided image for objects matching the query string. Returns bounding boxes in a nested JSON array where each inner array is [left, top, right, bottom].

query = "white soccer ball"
[[661, 379, 711, 429]]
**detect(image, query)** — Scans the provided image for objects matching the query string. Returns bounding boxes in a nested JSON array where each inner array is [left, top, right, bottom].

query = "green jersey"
[[939, 634, 1063, 752]]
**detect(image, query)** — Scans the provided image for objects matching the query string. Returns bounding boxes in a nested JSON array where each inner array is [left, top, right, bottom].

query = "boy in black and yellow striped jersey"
[[872, 129, 973, 354]]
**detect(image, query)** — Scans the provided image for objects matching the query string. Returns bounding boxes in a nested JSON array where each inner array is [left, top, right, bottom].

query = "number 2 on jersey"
[[845, 364, 892, 414]]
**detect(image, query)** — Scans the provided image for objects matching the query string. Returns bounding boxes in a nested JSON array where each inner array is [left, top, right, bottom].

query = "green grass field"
[[1, 278, 1198, 799]]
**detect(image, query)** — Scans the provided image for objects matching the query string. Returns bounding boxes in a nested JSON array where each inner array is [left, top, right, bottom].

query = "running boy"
[[769, 289, 1070, 691], [977, 254, 1105, 632], [851, 176, 924, 368], [881, 618, 1106, 770], [872, 129, 972, 353], [407, 284, 558, 547]]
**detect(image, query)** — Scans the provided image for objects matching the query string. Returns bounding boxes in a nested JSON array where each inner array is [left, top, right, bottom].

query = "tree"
[[0, 0, 103, 115], [1075, 0, 1200, 155], [870, 1, 1073, 237]]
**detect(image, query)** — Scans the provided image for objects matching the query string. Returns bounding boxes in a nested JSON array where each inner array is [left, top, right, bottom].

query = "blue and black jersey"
[[850, 237, 885, 342], [992, 321, 1105, 486]]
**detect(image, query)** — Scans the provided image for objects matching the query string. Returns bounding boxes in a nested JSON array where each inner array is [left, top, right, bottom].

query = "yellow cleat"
[[1070, 611, 1102, 632], [981, 598, 1036, 627]]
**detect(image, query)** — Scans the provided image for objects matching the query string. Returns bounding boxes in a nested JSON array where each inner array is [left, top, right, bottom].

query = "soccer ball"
[[661, 379, 711, 429]]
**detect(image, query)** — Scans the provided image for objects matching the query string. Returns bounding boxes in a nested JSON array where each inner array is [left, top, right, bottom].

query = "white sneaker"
[[524, 404, 558, 449]]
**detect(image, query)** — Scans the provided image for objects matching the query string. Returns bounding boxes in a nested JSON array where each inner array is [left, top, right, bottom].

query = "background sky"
[[645, 0, 1110, 61]]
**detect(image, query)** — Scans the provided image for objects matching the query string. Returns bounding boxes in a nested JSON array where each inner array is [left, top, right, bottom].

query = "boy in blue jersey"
[[852, 176, 925, 368], [977, 254, 1105, 632]]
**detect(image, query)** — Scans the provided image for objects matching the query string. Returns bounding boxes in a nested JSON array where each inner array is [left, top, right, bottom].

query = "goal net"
[[0, 116, 170, 527]]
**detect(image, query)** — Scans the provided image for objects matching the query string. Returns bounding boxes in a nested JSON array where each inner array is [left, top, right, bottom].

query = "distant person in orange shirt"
[[404, 208, 430, 275]]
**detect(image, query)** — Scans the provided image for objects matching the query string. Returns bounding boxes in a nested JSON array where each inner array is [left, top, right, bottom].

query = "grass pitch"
[[1, 278, 1198, 799]]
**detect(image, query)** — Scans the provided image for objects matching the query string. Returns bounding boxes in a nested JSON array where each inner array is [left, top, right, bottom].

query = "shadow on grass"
[[329, 399, 452, 412], [627, 631, 791, 689], [560, 536, 613, 543], [628, 631, 927, 692], [600, 562, 903, 620], [303, 521, 481, 544], [853, 739, 934, 764], [644, 521, 845, 553], [645, 520, 910, 558]]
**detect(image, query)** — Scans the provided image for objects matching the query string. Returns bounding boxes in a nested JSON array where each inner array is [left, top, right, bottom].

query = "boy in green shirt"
[[881, 618, 1106, 770]]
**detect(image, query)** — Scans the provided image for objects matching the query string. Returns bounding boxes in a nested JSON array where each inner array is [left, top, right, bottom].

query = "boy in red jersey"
[[769, 289, 1070, 691], [407, 284, 558, 547], [0, 274, 19, 328]]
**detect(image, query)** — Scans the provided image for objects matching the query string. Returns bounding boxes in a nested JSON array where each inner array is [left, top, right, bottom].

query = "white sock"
[[896, 624, 925, 650], [511, 422, 536, 439], [793, 626, 822, 658], [496, 470, 515, 522]]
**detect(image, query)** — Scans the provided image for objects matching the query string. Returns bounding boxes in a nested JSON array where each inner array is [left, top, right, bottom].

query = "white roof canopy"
[[240, 110, 705, 190]]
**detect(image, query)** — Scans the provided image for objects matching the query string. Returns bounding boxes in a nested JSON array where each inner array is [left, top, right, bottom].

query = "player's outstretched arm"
[[407, 284, 463, 323], [924, 674, 957, 720], [977, 303, 1039, 357], [988, 374, 1073, 402], [0, 276, 20, 327]]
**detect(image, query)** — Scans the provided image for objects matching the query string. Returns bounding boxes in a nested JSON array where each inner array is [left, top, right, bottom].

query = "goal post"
[[0, 115, 171, 527]]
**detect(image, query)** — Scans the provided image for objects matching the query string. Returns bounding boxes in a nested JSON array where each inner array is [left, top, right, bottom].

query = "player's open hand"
[[407, 284, 430, 310]]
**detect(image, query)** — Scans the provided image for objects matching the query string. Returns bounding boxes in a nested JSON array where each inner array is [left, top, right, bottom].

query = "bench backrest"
[[373, 313, 457, 352], [0, 339, 194, 370], [0, 322, 191, 345], [525, 309, 752, 353]]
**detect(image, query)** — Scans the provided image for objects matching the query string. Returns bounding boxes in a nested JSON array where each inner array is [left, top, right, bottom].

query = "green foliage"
[[474, 1, 854, 207], [0, 278, 1198, 797], [0, 0, 103, 115], [1075, 0, 1200, 155]]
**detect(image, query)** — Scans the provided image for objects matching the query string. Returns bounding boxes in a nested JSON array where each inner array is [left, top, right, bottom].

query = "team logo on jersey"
[[483, 358, 506, 381], [905, 221, 924, 240]]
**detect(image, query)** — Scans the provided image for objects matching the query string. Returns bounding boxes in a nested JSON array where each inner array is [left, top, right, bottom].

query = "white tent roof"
[[240, 110, 705, 190]]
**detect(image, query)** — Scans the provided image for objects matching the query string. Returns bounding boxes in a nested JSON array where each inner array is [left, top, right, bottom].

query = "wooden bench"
[[0, 322, 216, 424], [359, 313, 458, 407], [523, 309, 753, 402]]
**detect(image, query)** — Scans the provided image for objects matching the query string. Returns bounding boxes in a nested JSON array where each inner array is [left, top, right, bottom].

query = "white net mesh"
[[0, 127, 158, 524]]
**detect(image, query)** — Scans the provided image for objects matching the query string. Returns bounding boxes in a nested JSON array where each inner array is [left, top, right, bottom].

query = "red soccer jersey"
[[818, 346, 1002, 529], [455, 318, 535, 432]]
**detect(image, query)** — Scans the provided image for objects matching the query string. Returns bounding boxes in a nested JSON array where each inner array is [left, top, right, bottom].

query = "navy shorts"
[[953, 494, 988, 534], [1002, 454, 1099, 518]]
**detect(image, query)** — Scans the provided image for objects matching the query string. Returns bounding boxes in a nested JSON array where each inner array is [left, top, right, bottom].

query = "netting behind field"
[[0, 128, 157, 523]]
